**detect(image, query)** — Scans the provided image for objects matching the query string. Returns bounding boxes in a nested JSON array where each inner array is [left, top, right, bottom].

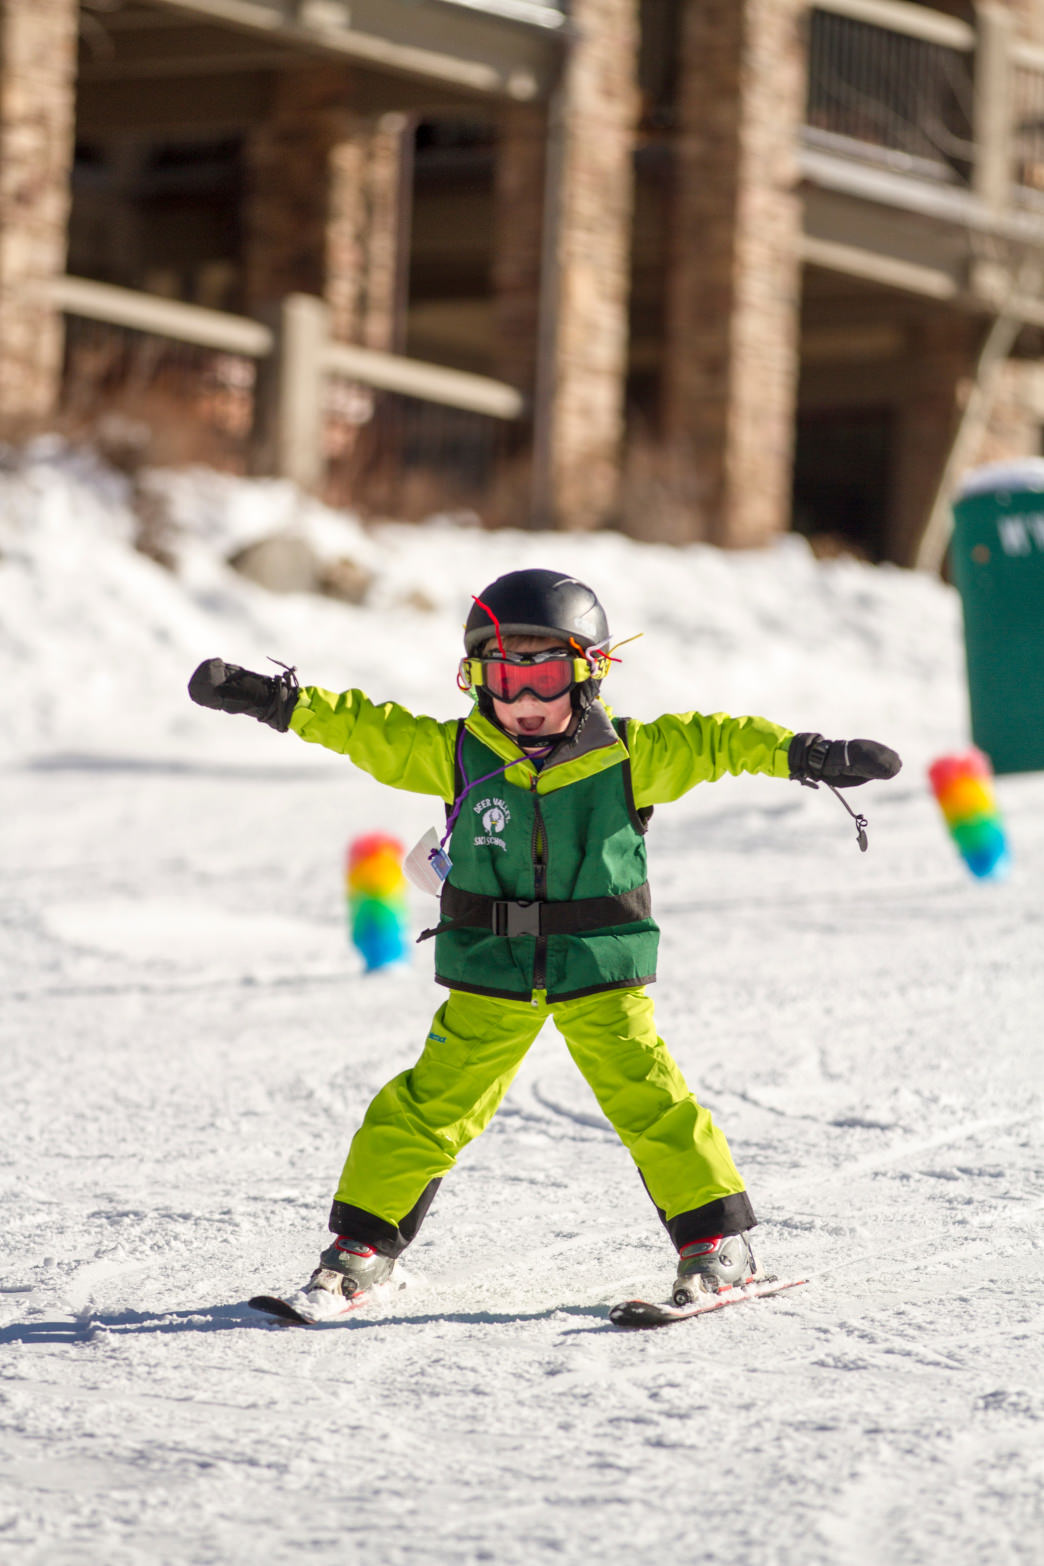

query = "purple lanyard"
[[440, 725, 528, 848]]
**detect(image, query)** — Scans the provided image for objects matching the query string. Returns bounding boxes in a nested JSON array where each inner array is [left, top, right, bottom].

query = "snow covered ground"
[[1, 443, 1041, 1566]]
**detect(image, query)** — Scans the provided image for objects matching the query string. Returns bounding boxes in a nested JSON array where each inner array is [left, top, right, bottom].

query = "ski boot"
[[306, 1235, 396, 1306], [672, 1233, 760, 1305]]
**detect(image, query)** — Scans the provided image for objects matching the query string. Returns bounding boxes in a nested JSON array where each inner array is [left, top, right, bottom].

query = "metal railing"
[[323, 382, 525, 518], [806, 2, 975, 184], [50, 276, 527, 516], [806, 0, 1044, 210]]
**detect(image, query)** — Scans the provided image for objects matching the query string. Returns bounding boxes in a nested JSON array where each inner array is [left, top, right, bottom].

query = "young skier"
[[189, 568, 901, 1319]]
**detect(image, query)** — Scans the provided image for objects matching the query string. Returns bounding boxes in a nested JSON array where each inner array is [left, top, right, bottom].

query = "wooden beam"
[[800, 143, 1044, 248], [46, 275, 525, 417], [46, 274, 274, 354], [972, 4, 1015, 215], [800, 234, 960, 300], [142, 0, 562, 99], [324, 336, 526, 418], [810, 0, 974, 51], [803, 232, 1044, 329]]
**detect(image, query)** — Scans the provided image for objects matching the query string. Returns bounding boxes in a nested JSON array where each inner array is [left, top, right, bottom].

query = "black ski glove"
[[188, 658, 300, 732], [788, 732, 902, 789]]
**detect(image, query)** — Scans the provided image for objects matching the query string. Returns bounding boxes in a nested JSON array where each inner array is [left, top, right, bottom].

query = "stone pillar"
[[492, 102, 546, 397], [662, 0, 805, 547], [245, 71, 409, 353], [532, 0, 640, 532], [0, 0, 78, 431], [488, 103, 546, 525], [244, 69, 346, 311], [327, 112, 411, 352]]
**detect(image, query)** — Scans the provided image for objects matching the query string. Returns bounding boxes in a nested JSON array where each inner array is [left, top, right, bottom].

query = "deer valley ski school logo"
[[474, 795, 511, 850]]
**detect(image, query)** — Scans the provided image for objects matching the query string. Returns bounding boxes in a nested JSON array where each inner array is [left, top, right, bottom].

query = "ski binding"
[[249, 1266, 412, 1326], [609, 1275, 805, 1329], [248, 1289, 370, 1326]]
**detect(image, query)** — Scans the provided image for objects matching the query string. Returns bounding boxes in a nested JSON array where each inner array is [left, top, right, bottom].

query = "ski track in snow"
[[1, 450, 1042, 1566]]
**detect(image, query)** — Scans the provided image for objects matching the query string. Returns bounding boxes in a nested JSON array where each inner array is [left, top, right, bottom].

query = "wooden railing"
[[50, 276, 526, 511]]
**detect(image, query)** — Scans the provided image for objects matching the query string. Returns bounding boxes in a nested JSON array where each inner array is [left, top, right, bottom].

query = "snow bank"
[[0, 439, 966, 766]]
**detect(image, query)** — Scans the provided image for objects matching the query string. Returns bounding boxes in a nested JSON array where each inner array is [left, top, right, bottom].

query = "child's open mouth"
[[515, 715, 546, 734]]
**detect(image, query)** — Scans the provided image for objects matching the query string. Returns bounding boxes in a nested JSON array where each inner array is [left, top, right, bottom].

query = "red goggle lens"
[[481, 658, 576, 702]]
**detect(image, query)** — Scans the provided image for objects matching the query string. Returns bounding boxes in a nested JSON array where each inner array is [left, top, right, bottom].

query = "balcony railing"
[[806, 2, 975, 184], [806, 0, 1044, 210]]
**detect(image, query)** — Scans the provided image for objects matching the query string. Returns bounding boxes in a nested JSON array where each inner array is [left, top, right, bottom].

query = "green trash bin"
[[950, 460, 1044, 775]]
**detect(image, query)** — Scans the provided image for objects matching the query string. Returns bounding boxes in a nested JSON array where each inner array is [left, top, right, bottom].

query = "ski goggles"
[[458, 649, 610, 703]]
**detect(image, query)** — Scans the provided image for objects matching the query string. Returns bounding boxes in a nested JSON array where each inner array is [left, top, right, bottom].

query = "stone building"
[[3, 0, 1044, 563]]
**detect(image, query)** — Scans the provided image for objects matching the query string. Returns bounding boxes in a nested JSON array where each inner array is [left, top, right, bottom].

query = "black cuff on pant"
[[329, 1179, 441, 1259], [666, 1191, 757, 1251]]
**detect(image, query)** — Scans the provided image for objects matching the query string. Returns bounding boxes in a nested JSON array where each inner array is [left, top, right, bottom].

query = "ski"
[[249, 1273, 804, 1329], [248, 1290, 372, 1326], [609, 1275, 805, 1329], [249, 1271, 409, 1326]]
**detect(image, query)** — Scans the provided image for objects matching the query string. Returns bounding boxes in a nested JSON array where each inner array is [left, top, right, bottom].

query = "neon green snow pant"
[[333, 986, 747, 1235]]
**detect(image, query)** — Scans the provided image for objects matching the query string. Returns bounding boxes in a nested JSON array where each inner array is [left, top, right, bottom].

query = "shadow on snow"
[[0, 1301, 613, 1343]]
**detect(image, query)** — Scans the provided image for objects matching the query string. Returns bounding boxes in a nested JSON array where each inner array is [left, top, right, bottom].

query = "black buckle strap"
[[492, 900, 543, 938], [426, 882, 652, 943]]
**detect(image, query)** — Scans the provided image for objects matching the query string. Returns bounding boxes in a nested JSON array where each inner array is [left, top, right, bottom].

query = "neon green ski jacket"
[[290, 687, 793, 807], [290, 688, 794, 999]]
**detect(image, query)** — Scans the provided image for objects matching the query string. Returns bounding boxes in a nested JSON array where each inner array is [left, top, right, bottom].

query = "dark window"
[[792, 408, 893, 560]]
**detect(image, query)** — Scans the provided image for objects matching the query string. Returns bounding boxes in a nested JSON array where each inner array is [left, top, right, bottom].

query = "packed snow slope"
[[1, 445, 1041, 1566]]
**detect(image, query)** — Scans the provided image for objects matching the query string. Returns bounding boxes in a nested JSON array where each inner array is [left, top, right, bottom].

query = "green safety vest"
[[433, 720, 659, 1002], [288, 683, 795, 1000]]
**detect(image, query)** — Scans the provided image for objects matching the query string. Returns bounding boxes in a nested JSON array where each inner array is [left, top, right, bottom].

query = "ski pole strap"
[[824, 781, 870, 852], [418, 881, 652, 943]]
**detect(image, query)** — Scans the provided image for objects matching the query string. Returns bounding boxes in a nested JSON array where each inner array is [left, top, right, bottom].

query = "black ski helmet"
[[464, 569, 609, 656]]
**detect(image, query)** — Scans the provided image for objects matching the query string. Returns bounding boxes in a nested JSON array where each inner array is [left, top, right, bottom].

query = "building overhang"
[[87, 0, 569, 102], [799, 143, 1044, 327]]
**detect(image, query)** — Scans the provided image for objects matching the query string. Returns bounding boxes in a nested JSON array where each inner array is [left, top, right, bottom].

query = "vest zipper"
[[530, 775, 548, 992]]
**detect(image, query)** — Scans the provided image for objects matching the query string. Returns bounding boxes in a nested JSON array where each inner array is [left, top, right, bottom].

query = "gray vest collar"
[[539, 701, 621, 771]]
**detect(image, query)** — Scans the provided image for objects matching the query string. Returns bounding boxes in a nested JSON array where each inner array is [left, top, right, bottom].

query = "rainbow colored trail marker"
[[928, 749, 1011, 881], [346, 833, 409, 970]]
